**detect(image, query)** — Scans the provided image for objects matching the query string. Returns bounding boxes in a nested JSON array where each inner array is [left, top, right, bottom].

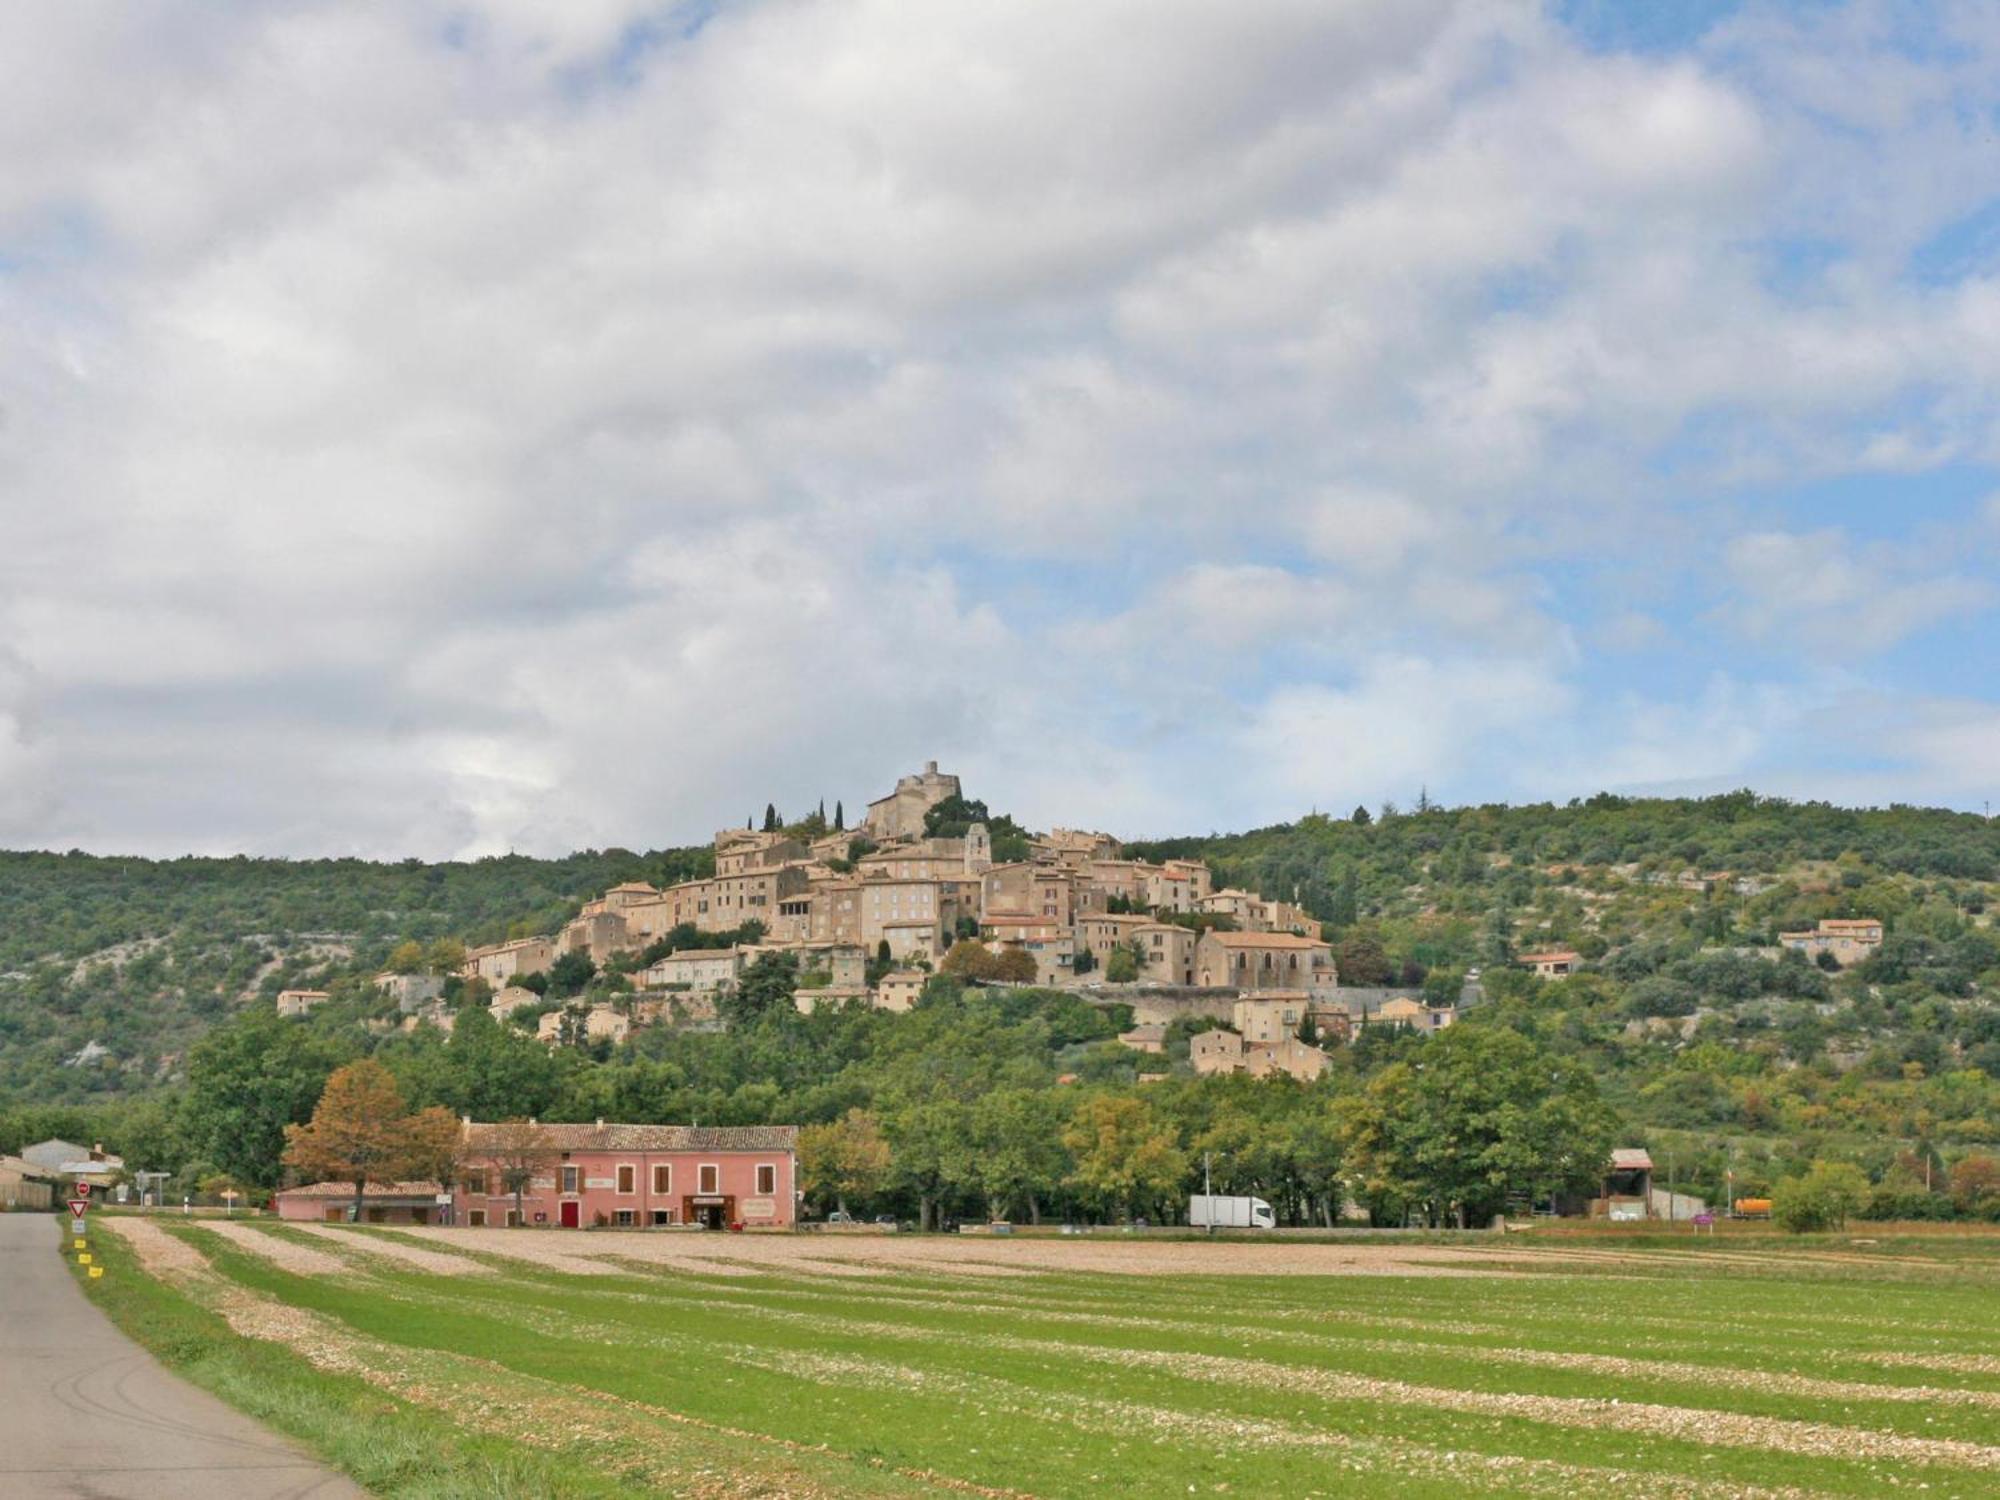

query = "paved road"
[[0, 1214, 365, 1499]]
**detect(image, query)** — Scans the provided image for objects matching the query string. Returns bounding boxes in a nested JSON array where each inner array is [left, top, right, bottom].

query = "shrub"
[[1772, 1160, 1870, 1233]]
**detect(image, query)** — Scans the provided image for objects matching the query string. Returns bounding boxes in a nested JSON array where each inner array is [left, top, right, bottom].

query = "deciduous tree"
[[798, 1108, 891, 1217], [1063, 1094, 1188, 1222], [282, 1060, 442, 1221]]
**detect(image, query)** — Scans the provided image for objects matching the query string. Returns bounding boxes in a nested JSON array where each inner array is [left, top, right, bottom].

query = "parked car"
[[824, 1210, 854, 1225]]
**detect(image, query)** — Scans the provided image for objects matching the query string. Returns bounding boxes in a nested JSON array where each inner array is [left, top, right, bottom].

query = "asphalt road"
[[0, 1214, 365, 1499]]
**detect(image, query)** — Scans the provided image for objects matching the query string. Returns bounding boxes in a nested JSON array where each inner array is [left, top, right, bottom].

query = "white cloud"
[[0, 1, 1997, 853], [1721, 528, 1995, 652]]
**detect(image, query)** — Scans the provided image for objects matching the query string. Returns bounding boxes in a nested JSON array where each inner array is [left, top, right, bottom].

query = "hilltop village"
[[284, 763, 1452, 1084]]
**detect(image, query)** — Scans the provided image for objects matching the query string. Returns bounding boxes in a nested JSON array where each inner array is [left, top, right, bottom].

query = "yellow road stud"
[[89, 1266, 104, 1279], [77, 1253, 91, 1265]]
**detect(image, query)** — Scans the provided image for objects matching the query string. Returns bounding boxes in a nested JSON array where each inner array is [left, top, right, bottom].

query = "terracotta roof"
[[1200, 931, 1325, 949], [279, 1180, 443, 1199], [461, 1121, 797, 1153], [1517, 949, 1581, 963]]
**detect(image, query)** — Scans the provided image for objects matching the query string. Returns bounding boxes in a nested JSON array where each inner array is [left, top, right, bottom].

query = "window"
[[653, 1163, 672, 1195], [615, 1210, 635, 1227], [616, 1164, 636, 1194], [699, 1164, 719, 1194], [505, 1209, 522, 1227], [561, 1165, 580, 1194], [463, 1169, 487, 1195], [651, 1209, 672, 1226], [756, 1164, 777, 1195], [468, 1209, 487, 1228]]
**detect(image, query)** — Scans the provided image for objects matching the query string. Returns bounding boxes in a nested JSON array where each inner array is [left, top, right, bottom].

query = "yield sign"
[[68, 1198, 90, 1219]]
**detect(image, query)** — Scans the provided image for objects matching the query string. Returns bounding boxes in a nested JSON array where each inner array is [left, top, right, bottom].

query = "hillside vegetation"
[[5, 793, 1998, 1225]]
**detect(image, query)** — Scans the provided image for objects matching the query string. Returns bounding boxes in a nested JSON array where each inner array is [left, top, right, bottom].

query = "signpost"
[[1692, 1212, 1716, 1237]]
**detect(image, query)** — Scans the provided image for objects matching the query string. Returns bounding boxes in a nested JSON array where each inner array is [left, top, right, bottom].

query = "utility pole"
[[1204, 1152, 1213, 1237]]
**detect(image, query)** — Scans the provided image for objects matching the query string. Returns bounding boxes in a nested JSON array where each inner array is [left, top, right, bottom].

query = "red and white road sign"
[[68, 1198, 90, 1219], [75, 1181, 91, 1197]]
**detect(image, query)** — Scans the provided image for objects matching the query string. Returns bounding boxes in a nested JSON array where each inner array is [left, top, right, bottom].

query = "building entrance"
[[684, 1195, 734, 1229]]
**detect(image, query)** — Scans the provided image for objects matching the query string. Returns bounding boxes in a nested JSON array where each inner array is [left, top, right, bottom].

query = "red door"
[[559, 1200, 581, 1228]]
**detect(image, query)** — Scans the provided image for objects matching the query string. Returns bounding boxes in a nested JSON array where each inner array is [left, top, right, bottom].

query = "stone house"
[[1193, 931, 1337, 996], [374, 972, 444, 1011], [1517, 949, 1582, 979], [276, 988, 331, 1018], [873, 970, 928, 1012], [463, 937, 556, 987], [1778, 919, 1883, 966]]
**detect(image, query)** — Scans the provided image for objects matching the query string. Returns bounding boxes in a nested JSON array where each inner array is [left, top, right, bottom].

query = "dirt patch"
[[379, 1226, 1536, 1278], [97, 1215, 212, 1280], [200, 1220, 349, 1276], [289, 1223, 493, 1276]]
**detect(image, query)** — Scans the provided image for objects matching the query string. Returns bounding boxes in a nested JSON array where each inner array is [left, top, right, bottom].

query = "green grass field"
[[79, 1217, 2000, 1499]]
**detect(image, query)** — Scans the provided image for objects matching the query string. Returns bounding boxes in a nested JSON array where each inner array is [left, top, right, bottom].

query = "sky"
[[2, 0, 1998, 859]]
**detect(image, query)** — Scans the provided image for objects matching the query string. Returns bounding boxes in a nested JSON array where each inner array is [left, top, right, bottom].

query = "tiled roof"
[[279, 1180, 444, 1199], [461, 1121, 798, 1153], [1201, 931, 1325, 949]]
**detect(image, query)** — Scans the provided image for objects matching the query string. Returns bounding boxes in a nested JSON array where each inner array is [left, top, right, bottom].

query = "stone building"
[[864, 761, 961, 840]]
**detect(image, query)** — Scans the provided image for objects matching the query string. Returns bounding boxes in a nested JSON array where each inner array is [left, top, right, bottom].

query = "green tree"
[[1338, 1027, 1614, 1228], [1327, 867, 1360, 929], [179, 1009, 356, 1190], [970, 1089, 1069, 1223], [721, 952, 799, 1027], [1104, 943, 1140, 984], [884, 1098, 975, 1231], [1773, 1160, 1871, 1232], [798, 1108, 891, 1217], [547, 950, 595, 998], [385, 939, 427, 974], [1063, 1094, 1188, 1222]]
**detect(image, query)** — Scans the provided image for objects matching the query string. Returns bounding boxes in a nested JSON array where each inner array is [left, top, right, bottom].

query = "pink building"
[[455, 1121, 798, 1230]]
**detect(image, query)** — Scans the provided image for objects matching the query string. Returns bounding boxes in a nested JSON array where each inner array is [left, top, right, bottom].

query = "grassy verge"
[[70, 1224, 634, 1499]]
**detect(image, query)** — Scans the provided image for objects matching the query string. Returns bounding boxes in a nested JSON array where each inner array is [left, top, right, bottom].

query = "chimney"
[[596, 1118, 605, 1129], [91, 1143, 104, 1160]]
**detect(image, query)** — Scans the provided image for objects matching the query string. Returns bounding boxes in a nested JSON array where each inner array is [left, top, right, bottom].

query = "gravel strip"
[[288, 1223, 494, 1275], [96, 1215, 213, 1280], [199, 1219, 350, 1275], [377, 1225, 1533, 1278]]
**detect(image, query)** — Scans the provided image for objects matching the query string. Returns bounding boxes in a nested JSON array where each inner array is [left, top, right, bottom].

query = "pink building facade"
[[455, 1121, 798, 1230]]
